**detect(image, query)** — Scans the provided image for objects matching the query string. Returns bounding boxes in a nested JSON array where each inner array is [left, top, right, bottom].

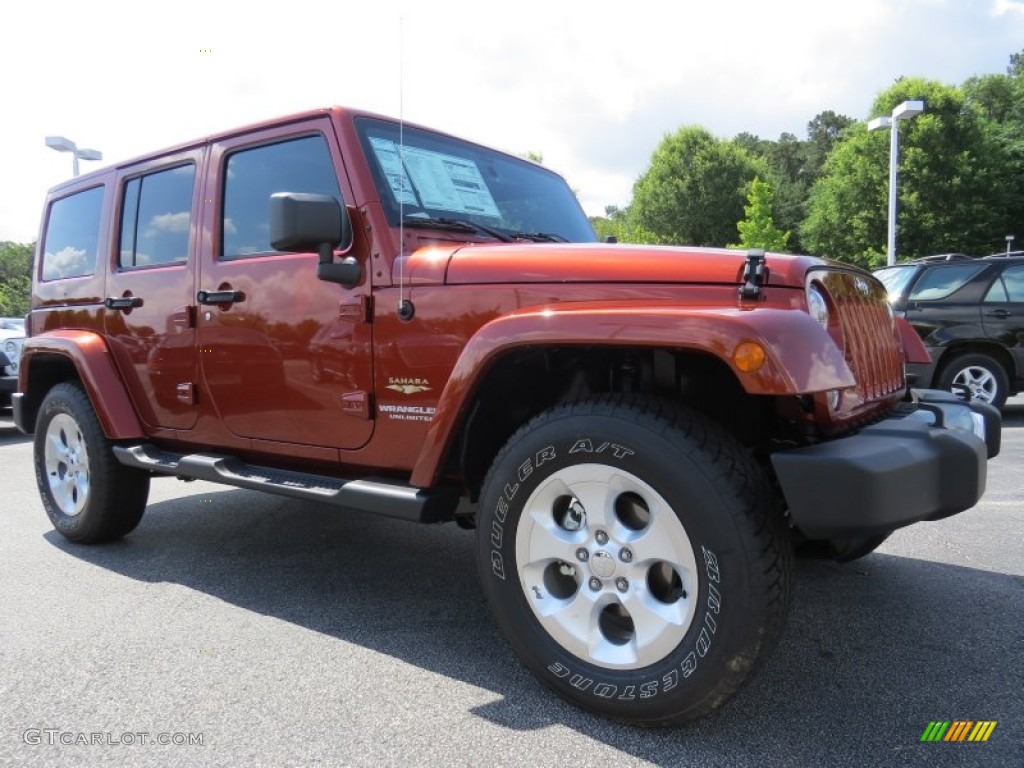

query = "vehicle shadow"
[[0, 420, 31, 445], [1001, 400, 1024, 427], [44, 488, 1023, 765]]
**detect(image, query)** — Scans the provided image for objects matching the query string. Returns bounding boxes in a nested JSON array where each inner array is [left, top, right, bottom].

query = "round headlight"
[[4, 340, 16, 356], [807, 284, 830, 329]]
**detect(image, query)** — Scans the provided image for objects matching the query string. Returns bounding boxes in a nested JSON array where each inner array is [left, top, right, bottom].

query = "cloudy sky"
[[1, 0, 1022, 243]]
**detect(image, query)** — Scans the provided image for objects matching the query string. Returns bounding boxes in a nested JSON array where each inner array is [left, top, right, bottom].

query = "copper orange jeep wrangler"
[[16, 107, 1000, 726]]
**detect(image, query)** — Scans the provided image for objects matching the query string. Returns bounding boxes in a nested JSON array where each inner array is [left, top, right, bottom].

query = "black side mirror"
[[269, 192, 360, 287]]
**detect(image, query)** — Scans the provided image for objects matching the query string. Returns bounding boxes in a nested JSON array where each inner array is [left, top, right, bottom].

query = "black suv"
[[875, 253, 1024, 408]]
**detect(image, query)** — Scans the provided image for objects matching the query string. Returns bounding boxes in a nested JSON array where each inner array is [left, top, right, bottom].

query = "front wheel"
[[476, 397, 791, 726], [936, 351, 1009, 408], [34, 382, 150, 543]]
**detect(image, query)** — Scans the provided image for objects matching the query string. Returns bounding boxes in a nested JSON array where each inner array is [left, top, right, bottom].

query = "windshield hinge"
[[739, 249, 768, 301]]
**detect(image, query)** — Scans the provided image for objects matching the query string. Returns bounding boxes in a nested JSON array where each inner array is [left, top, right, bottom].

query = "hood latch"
[[739, 249, 767, 300]]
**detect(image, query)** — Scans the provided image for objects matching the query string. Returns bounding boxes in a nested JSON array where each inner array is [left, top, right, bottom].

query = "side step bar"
[[112, 444, 459, 524]]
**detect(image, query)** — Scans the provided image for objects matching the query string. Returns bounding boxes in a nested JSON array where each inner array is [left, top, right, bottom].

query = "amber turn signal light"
[[733, 341, 766, 372]]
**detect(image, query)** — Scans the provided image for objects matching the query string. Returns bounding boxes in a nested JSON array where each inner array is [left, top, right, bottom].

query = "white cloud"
[[42, 246, 91, 280], [146, 212, 190, 236], [993, 0, 1024, 16]]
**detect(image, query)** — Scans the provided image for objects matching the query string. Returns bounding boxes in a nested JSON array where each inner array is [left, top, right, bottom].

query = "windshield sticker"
[[402, 147, 500, 217], [369, 137, 419, 207]]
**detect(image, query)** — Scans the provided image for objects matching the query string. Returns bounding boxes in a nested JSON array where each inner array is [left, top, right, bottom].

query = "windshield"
[[356, 117, 596, 243], [873, 266, 918, 302]]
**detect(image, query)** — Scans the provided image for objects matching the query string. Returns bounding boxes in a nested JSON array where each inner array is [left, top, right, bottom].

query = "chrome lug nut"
[[595, 530, 609, 545], [615, 577, 629, 593], [588, 577, 602, 591], [619, 547, 633, 563], [576, 547, 589, 562]]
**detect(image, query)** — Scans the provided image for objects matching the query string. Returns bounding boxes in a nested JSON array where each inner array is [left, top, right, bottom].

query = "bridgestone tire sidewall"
[[477, 407, 776, 725]]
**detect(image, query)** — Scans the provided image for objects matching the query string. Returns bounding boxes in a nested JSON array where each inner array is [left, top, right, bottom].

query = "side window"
[[908, 265, 984, 301], [41, 186, 104, 280], [222, 134, 341, 258], [119, 165, 195, 268], [984, 276, 1009, 303], [1001, 265, 1024, 302]]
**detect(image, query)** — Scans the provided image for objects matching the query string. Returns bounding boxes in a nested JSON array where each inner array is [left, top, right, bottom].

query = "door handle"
[[985, 309, 1011, 318], [197, 289, 245, 305], [104, 296, 144, 311]]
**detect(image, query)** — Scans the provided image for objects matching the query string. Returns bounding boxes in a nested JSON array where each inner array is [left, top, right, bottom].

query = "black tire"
[[34, 382, 150, 543], [936, 351, 1009, 409], [476, 396, 792, 726]]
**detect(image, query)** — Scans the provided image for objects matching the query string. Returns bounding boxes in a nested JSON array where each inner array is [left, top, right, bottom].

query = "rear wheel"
[[476, 396, 791, 726], [937, 351, 1009, 408], [34, 382, 149, 543]]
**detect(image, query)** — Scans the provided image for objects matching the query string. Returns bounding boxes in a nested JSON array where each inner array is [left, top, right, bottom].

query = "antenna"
[[397, 16, 415, 322]]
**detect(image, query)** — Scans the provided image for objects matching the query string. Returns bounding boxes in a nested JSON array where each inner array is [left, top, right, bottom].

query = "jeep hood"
[[401, 243, 825, 288]]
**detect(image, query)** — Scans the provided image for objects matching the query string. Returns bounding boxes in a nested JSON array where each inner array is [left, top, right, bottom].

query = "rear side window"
[[41, 186, 104, 280], [119, 164, 195, 268], [221, 134, 341, 258], [873, 266, 918, 301], [984, 264, 1024, 303], [908, 265, 985, 301]]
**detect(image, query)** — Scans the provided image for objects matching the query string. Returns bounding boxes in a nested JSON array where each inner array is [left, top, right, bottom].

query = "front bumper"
[[771, 390, 1000, 539]]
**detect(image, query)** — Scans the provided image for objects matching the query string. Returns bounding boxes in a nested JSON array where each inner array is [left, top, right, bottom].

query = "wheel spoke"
[[621, 590, 689, 659], [629, 506, 688, 560], [565, 480, 615, 531], [523, 517, 581, 568], [520, 583, 601, 654]]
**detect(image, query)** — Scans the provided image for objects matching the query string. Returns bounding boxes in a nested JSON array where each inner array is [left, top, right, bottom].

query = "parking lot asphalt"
[[0, 403, 1021, 767]]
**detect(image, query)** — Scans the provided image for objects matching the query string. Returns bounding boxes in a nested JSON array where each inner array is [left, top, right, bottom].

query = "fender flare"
[[896, 317, 930, 364], [20, 330, 145, 439], [410, 302, 854, 487]]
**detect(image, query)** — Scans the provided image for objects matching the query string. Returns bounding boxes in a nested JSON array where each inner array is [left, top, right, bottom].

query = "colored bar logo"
[[921, 721, 997, 742]]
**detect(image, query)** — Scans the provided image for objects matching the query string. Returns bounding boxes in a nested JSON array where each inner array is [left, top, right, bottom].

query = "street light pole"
[[868, 100, 924, 266], [45, 136, 103, 177]]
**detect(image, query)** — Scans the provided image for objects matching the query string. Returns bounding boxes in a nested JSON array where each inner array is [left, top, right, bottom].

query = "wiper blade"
[[402, 216, 513, 242], [508, 231, 569, 243]]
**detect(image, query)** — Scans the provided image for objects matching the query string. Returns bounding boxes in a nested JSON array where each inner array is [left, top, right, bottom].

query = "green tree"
[[802, 110, 856, 181], [964, 50, 1024, 243], [728, 115, 853, 254], [0, 241, 33, 317], [588, 205, 661, 244], [802, 77, 1018, 266], [729, 178, 790, 251], [631, 127, 766, 246]]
